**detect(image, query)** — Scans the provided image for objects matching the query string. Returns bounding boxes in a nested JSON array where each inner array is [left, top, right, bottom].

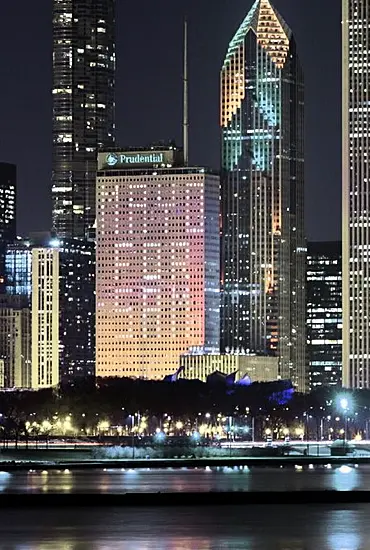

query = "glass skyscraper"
[[52, 0, 115, 238], [220, 0, 306, 391], [342, 0, 370, 388]]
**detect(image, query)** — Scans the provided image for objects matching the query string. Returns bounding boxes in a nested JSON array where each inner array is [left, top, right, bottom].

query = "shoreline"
[[0, 491, 370, 507], [0, 455, 369, 471]]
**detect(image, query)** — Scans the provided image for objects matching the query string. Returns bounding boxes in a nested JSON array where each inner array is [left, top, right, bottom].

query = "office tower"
[[6, 235, 95, 382], [342, 1, 370, 387], [96, 145, 220, 379], [0, 295, 31, 388], [58, 238, 95, 380], [52, 0, 115, 238], [31, 248, 60, 389], [0, 163, 16, 293], [220, 0, 306, 391], [307, 242, 342, 389]]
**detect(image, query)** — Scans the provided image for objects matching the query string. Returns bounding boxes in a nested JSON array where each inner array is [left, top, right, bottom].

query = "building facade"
[[96, 146, 220, 379], [0, 163, 16, 293], [342, 0, 370, 387], [52, 0, 115, 238], [307, 242, 342, 389], [0, 295, 31, 388], [220, 0, 306, 391], [31, 248, 60, 389], [58, 238, 95, 380], [180, 353, 279, 384], [5, 239, 32, 298]]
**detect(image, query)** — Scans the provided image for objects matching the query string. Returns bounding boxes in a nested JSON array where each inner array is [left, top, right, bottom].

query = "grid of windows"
[[0, 295, 31, 388], [31, 249, 60, 389], [220, 0, 306, 391], [96, 167, 220, 379], [307, 242, 342, 389], [343, 0, 370, 387], [52, 0, 115, 238], [0, 163, 16, 293]]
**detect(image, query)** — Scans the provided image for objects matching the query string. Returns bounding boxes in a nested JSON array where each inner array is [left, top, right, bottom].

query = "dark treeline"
[[0, 378, 368, 424]]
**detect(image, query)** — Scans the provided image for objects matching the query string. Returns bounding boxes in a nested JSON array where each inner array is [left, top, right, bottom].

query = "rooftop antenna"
[[183, 18, 189, 166]]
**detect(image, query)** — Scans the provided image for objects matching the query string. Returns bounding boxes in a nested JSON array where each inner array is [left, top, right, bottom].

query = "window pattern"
[[0, 296, 31, 389], [0, 163, 16, 293], [220, 0, 306, 392], [52, 0, 115, 238], [307, 242, 342, 389], [31, 249, 60, 389], [58, 239, 95, 381], [96, 168, 220, 380], [343, 0, 370, 388]]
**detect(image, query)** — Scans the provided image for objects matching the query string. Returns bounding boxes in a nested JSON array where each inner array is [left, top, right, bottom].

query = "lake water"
[[0, 464, 367, 493], [0, 505, 369, 549]]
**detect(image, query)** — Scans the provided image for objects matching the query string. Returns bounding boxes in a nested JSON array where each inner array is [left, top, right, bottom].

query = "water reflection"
[[0, 506, 369, 550], [333, 466, 359, 491], [326, 510, 362, 550], [0, 471, 11, 492], [2, 466, 370, 494]]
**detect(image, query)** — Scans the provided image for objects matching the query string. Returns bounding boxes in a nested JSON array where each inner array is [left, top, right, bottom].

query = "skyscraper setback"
[[52, 0, 115, 238], [220, 0, 306, 391], [342, 0, 370, 388]]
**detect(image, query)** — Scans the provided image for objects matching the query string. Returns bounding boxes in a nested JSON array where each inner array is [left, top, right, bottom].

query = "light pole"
[[130, 414, 135, 459], [338, 396, 350, 447]]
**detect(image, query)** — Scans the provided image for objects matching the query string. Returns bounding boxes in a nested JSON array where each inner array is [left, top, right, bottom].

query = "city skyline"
[[0, 0, 340, 241]]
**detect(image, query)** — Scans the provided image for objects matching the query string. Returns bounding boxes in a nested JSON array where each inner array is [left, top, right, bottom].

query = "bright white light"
[[340, 398, 349, 410], [339, 465, 352, 474]]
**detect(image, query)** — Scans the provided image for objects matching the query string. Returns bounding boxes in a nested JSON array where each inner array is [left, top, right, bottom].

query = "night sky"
[[0, 0, 341, 241]]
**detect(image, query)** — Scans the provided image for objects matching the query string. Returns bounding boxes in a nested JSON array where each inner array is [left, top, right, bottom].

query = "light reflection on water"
[[1, 465, 369, 494], [1, 505, 369, 549], [333, 466, 359, 491]]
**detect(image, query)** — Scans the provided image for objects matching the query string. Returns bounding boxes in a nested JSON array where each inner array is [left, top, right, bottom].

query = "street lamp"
[[337, 395, 352, 445], [129, 414, 136, 459]]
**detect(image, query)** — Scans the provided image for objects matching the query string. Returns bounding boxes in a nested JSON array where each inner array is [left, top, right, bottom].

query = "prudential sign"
[[99, 150, 175, 170]]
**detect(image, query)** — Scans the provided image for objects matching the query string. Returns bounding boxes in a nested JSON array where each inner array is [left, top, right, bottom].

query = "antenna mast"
[[183, 18, 189, 166]]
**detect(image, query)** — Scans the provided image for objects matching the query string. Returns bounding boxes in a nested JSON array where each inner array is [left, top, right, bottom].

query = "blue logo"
[[106, 153, 119, 167]]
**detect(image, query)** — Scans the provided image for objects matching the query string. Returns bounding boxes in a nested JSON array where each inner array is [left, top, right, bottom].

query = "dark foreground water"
[[0, 464, 368, 493], [0, 505, 369, 549]]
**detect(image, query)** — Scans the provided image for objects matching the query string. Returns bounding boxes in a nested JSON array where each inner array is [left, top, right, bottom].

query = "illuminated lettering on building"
[[101, 151, 170, 170]]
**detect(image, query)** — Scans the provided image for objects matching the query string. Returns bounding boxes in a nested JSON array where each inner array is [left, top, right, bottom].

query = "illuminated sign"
[[98, 150, 176, 170]]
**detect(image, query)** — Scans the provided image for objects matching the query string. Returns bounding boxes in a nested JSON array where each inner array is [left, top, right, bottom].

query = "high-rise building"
[[0, 295, 31, 388], [96, 145, 220, 379], [52, 0, 115, 238], [342, 1, 370, 387], [307, 242, 342, 389], [0, 163, 16, 293], [58, 238, 95, 380], [220, 0, 306, 391], [6, 235, 95, 382], [31, 248, 60, 389]]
